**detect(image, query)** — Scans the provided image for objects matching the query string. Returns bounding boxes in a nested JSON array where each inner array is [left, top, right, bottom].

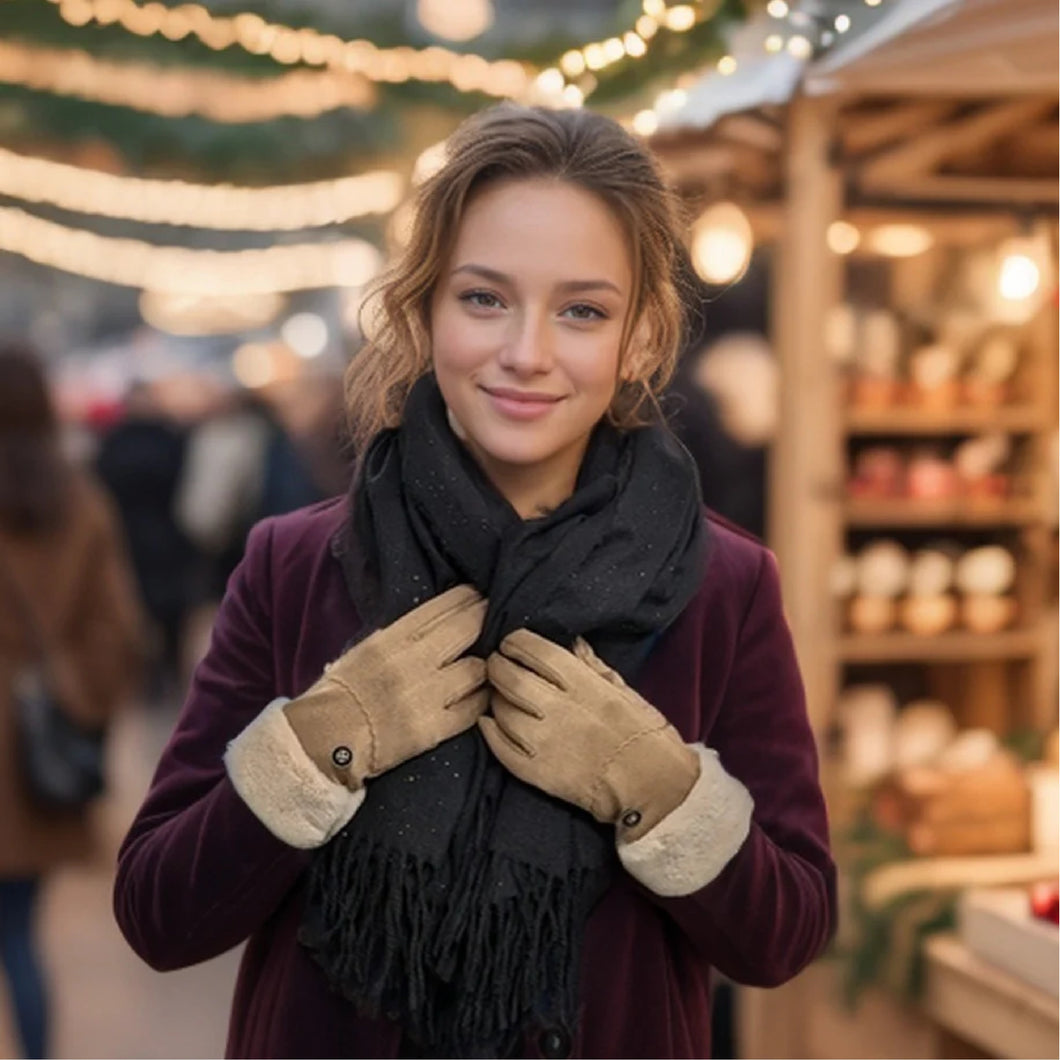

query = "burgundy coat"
[[114, 498, 835, 1059]]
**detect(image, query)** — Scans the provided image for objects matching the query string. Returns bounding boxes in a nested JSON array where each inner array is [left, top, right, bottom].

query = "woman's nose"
[[497, 311, 554, 375]]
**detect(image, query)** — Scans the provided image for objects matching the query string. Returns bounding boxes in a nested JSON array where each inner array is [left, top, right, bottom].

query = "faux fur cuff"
[[225, 697, 365, 849], [618, 743, 753, 897]]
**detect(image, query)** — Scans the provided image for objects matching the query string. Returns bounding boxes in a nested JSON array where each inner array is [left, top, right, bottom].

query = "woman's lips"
[[481, 386, 563, 421]]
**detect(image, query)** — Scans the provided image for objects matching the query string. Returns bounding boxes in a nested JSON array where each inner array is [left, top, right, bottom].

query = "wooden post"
[[769, 92, 845, 738], [743, 92, 844, 1060]]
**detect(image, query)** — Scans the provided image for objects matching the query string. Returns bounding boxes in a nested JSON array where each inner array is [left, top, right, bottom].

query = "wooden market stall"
[[651, 1, 1058, 1056]]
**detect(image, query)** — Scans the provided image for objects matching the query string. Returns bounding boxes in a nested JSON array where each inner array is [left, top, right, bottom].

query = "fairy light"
[[535, 67, 565, 96], [0, 206, 384, 295], [632, 109, 659, 136], [0, 148, 405, 231], [583, 43, 607, 71], [766, 0, 789, 17], [0, 41, 377, 123], [561, 84, 585, 108], [635, 15, 659, 39], [663, 5, 696, 32], [835, 13, 851, 31], [559, 50, 586, 77], [717, 54, 737, 75], [764, 34, 784, 52], [827, 220, 860, 255], [623, 32, 648, 58]]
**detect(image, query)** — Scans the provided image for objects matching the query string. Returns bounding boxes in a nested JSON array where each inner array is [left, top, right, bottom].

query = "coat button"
[[331, 746, 353, 767], [538, 1027, 571, 1058]]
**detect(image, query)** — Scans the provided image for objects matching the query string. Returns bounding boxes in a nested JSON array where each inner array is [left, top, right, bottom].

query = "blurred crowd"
[[88, 370, 350, 700]]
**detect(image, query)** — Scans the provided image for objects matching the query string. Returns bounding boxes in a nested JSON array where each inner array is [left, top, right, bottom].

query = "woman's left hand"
[[480, 630, 700, 840]]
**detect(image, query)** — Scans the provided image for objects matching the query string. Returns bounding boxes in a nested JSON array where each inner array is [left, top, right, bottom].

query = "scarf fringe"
[[301, 834, 588, 1058]]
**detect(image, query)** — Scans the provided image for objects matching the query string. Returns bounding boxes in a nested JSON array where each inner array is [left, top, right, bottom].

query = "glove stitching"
[[586, 717, 671, 819], [324, 673, 379, 778]]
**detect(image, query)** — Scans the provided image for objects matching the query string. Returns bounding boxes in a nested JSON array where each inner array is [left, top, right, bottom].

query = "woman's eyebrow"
[[451, 263, 623, 296]]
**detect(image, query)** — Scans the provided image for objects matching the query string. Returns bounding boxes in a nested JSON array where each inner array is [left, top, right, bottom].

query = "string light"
[[33, 0, 744, 112], [628, 2, 889, 135], [0, 148, 405, 231], [0, 40, 377, 122], [0, 206, 383, 295], [755, 2, 887, 61], [44, 0, 531, 99]]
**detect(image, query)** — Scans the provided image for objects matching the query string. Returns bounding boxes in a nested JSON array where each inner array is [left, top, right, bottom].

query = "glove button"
[[620, 809, 642, 829], [538, 1027, 571, 1059], [331, 746, 353, 768]]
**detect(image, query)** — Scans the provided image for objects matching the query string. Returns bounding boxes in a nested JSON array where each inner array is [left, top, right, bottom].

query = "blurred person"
[[176, 386, 324, 604], [175, 386, 326, 675], [94, 380, 198, 700], [114, 105, 834, 1059], [0, 343, 143, 1060], [668, 332, 777, 543]]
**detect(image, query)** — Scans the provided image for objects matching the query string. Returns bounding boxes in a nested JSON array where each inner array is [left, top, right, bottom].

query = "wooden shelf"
[[844, 497, 1042, 527], [844, 405, 1043, 436], [838, 628, 1040, 663]]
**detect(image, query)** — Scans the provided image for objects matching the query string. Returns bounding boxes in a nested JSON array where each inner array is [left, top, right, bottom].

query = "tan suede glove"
[[480, 630, 700, 841], [284, 584, 489, 789]]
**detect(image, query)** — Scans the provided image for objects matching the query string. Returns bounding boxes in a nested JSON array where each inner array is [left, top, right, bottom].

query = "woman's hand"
[[480, 631, 700, 841], [283, 584, 489, 790]]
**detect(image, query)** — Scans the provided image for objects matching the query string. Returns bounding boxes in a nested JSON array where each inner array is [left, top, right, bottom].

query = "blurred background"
[[0, 0, 1056, 1057]]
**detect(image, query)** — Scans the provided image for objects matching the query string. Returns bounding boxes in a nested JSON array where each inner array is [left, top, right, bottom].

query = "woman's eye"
[[563, 303, 606, 321], [459, 290, 504, 310]]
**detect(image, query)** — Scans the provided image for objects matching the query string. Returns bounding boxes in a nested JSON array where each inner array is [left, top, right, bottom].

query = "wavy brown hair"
[[0, 343, 72, 535], [345, 103, 688, 458]]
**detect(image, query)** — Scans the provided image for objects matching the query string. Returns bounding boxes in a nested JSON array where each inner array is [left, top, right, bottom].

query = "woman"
[[114, 105, 835, 1059], [0, 344, 143, 1059]]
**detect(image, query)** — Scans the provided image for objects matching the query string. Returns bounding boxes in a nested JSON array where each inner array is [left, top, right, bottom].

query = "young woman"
[[114, 104, 835, 1060], [0, 344, 143, 1059]]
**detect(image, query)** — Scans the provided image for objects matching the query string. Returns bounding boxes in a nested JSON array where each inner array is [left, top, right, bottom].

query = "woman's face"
[[430, 178, 633, 505]]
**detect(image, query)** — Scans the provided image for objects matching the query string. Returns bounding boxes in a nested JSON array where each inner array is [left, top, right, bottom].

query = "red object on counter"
[[1030, 881, 1060, 925]]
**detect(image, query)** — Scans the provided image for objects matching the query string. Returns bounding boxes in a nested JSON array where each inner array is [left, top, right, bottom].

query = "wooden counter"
[[922, 933, 1059, 1059]]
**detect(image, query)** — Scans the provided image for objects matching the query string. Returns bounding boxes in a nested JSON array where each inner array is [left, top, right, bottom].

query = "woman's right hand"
[[283, 584, 489, 790]]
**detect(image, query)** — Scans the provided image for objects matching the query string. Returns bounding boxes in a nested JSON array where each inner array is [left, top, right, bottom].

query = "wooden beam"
[[859, 98, 1056, 185], [860, 173, 1058, 205], [715, 112, 784, 154], [658, 141, 779, 196], [840, 100, 957, 158]]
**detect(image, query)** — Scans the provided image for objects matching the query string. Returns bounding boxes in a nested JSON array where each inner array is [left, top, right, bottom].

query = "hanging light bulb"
[[416, 0, 493, 42], [990, 228, 1054, 323], [690, 201, 754, 285], [998, 249, 1041, 301]]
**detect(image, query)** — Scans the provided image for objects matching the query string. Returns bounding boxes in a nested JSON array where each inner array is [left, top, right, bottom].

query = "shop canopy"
[[665, 0, 1059, 133]]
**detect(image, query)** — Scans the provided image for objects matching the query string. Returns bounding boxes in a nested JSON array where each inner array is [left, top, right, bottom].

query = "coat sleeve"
[[113, 518, 312, 972], [626, 548, 837, 987]]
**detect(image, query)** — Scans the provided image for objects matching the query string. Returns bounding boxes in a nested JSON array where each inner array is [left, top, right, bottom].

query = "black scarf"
[[300, 374, 706, 1057]]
